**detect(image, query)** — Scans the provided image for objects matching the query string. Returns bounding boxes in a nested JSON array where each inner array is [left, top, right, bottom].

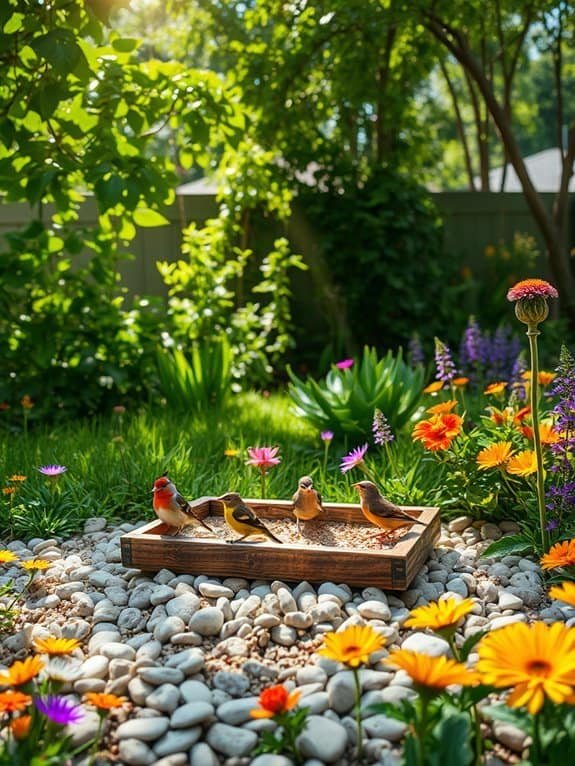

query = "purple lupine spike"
[[434, 338, 457, 383], [372, 409, 394, 446], [459, 317, 483, 368], [546, 345, 575, 529]]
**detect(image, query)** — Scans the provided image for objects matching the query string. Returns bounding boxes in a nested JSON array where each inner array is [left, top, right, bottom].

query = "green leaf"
[[95, 175, 124, 212], [482, 704, 532, 734], [3, 13, 25, 34], [133, 208, 170, 227], [481, 534, 533, 559], [459, 630, 488, 662], [111, 37, 138, 53], [429, 713, 473, 766], [32, 29, 88, 76]]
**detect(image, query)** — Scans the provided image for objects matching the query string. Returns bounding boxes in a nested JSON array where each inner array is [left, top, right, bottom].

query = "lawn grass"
[[0, 392, 438, 540]]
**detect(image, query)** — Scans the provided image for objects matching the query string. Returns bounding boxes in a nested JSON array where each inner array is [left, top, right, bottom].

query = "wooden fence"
[[0, 190, 572, 297]]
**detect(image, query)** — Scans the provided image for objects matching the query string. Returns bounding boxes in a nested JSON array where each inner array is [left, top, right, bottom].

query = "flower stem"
[[527, 324, 548, 551], [260, 469, 266, 499], [352, 667, 364, 763]]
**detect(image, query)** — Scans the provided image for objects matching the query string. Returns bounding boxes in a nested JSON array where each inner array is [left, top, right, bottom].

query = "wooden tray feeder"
[[120, 498, 441, 591]]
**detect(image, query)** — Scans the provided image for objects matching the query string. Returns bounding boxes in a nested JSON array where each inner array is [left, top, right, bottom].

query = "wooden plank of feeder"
[[120, 497, 441, 591]]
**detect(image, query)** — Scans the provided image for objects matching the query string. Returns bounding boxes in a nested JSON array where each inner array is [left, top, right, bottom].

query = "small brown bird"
[[152, 476, 215, 535], [352, 480, 428, 544], [292, 475, 325, 534], [217, 492, 283, 544]]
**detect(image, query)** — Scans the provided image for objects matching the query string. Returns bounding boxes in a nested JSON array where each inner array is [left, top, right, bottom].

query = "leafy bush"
[[298, 169, 469, 351], [287, 347, 424, 437]]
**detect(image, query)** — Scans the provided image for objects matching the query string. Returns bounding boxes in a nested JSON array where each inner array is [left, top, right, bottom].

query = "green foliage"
[[0, 0, 242, 422], [252, 706, 308, 763], [156, 339, 232, 414], [299, 170, 469, 350], [287, 347, 424, 438]]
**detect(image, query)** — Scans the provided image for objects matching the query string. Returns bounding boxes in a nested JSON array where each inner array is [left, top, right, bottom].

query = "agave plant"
[[156, 337, 232, 414], [287, 347, 424, 437]]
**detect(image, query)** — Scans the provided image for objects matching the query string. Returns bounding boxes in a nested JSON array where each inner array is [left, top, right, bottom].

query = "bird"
[[216, 492, 283, 544], [292, 475, 325, 534], [352, 480, 429, 544], [152, 476, 215, 536]]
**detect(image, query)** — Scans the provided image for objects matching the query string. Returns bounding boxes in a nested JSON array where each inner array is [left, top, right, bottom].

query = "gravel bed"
[[1, 514, 572, 766]]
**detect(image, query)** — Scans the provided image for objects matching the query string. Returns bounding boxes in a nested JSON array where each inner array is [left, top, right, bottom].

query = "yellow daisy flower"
[[8, 475, 26, 482], [33, 637, 81, 656], [0, 550, 18, 564], [506, 450, 538, 477], [387, 650, 479, 692], [423, 381, 444, 394], [426, 400, 457, 415], [484, 382, 508, 396], [404, 597, 475, 638], [453, 377, 470, 387], [549, 582, 575, 608], [476, 441, 513, 470], [2, 487, 15, 496], [318, 625, 386, 668], [20, 559, 51, 572], [477, 621, 575, 714]]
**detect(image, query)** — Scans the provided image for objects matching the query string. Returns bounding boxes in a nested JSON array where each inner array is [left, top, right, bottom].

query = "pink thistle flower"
[[321, 431, 334, 443], [506, 279, 558, 302], [336, 359, 354, 370], [246, 447, 281, 470], [340, 444, 368, 473], [37, 465, 67, 477]]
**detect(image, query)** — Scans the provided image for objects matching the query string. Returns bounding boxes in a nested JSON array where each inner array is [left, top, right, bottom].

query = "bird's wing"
[[175, 491, 214, 531], [291, 490, 299, 507], [233, 504, 268, 530], [315, 490, 326, 511], [371, 498, 420, 522]]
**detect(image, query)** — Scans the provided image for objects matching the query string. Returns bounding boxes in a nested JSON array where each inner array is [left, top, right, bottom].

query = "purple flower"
[[459, 317, 483, 367], [372, 409, 394, 446], [35, 695, 84, 726], [434, 338, 457, 383], [407, 334, 425, 367], [340, 444, 368, 473], [546, 345, 575, 526], [37, 465, 67, 477], [321, 431, 334, 443], [336, 359, 354, 370]]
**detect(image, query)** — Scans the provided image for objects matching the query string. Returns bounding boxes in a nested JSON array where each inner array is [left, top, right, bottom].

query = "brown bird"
[[352, 480, 428, 544], [152, 476, 215, 535], [217, 492, 283, 544], [292, 475, 325, 534]]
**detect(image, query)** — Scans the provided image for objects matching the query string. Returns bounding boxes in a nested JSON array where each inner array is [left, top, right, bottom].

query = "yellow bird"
[[217, 492, 283, 544], [352, 480, 429, 544], [292, 475, 325, 534]]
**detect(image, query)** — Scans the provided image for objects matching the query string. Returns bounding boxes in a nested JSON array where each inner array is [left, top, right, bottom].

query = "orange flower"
[[541, 539, 575, 571], [513, 406, 531, 424], [538, 371, 556, 386], [2, 487, 15, 496], [484, 382, 508, 396], [0, 656, 44, 687], [0, 690, 32, 713], [426, 400, 457, 415], [489, 407, 512, 426], [453, 377, 469, 386], [423, 381, 444, 394], [8, 475, 26, 482], [520, 423, 560, 445], [20, 396, 34, 410], [412, 413, 463, 452], [506, 450, 538, 477], [10, 715, 31, 740], [250, 685, 301, 719], [84, 692, 126, 710], [477, 441, 513, 470]]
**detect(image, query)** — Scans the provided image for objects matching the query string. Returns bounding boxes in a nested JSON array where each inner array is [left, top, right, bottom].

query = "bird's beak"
[[151, 488, 156, 493]]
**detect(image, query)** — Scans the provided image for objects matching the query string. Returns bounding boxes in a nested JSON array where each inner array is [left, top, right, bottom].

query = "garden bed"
[[120, 498, 440, 590]]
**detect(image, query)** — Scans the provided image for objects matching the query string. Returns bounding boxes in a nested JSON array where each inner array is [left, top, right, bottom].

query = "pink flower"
[[246, 447, 281, 470], [336, 359, 354, 370], [321, 431, 334, 442], [340, 444, 368, 473], [506, 279, 558, 302]]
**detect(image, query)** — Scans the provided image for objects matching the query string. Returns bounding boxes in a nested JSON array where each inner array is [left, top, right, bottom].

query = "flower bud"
[[514, 297, 549, 326]]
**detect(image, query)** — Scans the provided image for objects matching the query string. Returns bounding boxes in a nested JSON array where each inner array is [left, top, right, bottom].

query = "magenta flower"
[[246, 447, 281, 470], [336, 359, 354, 370], [321, 431, 334, 443], [340, 443, 369, 473], [35, 695, 84, 725], [37, 465, 67, 477], [506, 279, 558, 302]]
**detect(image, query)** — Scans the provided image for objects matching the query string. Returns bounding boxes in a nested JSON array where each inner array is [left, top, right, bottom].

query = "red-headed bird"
[[152, 476, 215, 535]]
